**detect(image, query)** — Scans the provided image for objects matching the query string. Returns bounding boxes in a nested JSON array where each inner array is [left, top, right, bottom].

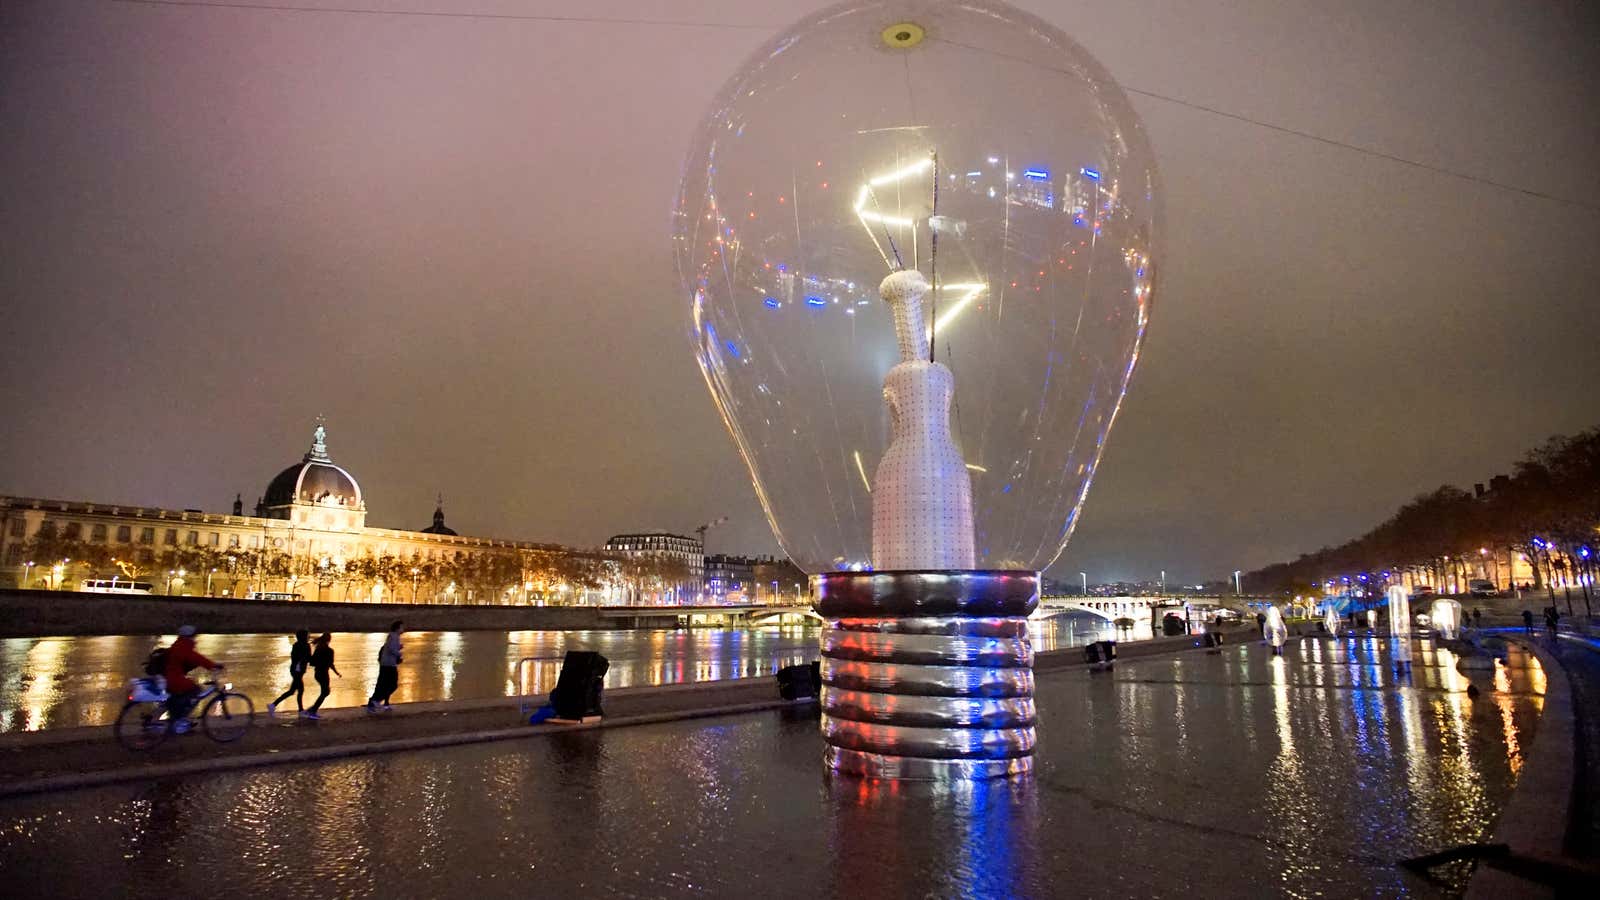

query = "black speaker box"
[[550, 650, 609, 719]]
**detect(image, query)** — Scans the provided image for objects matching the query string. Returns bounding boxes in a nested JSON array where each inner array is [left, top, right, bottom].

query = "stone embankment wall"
[[0, 589, 608, 637]]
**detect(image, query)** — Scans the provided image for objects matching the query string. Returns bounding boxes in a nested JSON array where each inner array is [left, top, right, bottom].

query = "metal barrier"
[[513, 656, 563, 715]]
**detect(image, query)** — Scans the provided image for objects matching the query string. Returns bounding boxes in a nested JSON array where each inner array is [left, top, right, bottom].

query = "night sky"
[[3, 0, 1597, 584]]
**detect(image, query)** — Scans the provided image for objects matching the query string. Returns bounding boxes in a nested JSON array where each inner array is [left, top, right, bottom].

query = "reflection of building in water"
[[0, 423, 624, 605]]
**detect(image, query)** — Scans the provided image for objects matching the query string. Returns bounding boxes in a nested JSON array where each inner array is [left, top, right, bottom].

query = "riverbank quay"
[[0, 629, 1257, 797], [0, 631, 1558, 897]]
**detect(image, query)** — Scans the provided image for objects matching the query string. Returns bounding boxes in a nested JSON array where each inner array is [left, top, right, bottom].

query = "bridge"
[[1036, 595, 1230, 624], [597, 603, 823, 628]]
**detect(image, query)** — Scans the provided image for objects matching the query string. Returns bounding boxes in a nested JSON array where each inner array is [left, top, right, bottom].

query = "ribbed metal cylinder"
[[816, 570, 1038, 780]]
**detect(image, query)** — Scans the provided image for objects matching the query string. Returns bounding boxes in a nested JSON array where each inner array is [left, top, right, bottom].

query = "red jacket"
[[164, 635, 217, 693]]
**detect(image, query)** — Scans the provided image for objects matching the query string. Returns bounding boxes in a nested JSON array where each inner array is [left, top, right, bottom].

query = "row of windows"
[[11, 517, 484, 564]]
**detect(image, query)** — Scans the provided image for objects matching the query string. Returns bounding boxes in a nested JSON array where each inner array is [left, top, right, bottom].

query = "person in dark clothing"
[[367, 620, 404, 712], [1522, 609, 1534, 633], [1255, 612, 1267, 640], [305, 632, 341, 719], [268, 630, 312, 718], [1545, 606, 1560, 635], [1472, 608, 1483, 629]]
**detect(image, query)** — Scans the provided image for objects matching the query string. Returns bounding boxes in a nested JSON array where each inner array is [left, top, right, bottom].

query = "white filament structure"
[[871, 269, 975, 570]]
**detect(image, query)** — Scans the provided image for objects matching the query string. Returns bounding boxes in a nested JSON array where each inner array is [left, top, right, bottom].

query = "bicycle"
[[114, 675, 256, 751]]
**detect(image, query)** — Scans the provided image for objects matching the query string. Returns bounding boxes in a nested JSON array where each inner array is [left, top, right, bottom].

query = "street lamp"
[[23, 560, 35, 588], [1233, 570, 1243, 595], [1079, 572, 1088, 596], [206, 567, 216, 596], [410, 567, 420, 603], [165, 569, 176, 594], [1160, 570, 1166, 595]]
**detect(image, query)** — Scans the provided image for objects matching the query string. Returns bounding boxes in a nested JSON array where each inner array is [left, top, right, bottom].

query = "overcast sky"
[[3, 0, 1597, 583]]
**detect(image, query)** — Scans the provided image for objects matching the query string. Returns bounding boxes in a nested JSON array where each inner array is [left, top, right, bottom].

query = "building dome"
[[259, 423, 364, 517], [420, 496, 457, 536]]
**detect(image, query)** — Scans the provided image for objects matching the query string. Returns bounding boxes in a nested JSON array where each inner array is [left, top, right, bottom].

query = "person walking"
[[267, 630, 312, 718], [1544, 606, 1560, 636], [367, 620, 404, 713], [1472, 608, 1483, 630], [305, 632, 340, 719], [1522, 609, 1534, 633]]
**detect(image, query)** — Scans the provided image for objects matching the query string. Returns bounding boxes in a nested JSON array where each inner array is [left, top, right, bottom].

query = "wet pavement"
[[0, 634, 1547, 898], [1549, 630, 1600, 857], [0, 615, 1110, 733]]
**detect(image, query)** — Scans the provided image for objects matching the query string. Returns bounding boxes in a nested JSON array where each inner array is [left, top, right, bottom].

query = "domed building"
[[420, 497, 457, 536], [255, 424, 367, 532], [1, 421, 632, 604]]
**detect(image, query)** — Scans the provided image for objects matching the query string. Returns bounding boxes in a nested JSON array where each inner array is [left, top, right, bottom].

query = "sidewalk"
[[0, 627, 1258, 797]]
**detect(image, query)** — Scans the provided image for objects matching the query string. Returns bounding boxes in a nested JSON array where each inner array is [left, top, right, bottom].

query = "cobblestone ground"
[[0, 635, 1550, 898]]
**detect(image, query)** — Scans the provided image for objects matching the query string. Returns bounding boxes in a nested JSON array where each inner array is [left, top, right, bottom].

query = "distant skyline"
[[3, 0, 1597, 584]]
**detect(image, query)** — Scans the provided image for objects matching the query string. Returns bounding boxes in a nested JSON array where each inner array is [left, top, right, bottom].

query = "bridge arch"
[[747, 607, 826, 626]]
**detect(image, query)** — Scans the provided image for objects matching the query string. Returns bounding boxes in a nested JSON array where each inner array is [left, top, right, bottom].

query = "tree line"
[[1243, 426, 1599, 609], [15, 531, 702, 606]]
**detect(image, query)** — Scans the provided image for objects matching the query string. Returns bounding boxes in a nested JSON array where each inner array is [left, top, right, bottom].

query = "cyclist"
[[165, 625, 224, 733]]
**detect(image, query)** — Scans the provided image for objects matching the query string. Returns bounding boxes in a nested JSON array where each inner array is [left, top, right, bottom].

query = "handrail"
[[513, 656, 563, 715]]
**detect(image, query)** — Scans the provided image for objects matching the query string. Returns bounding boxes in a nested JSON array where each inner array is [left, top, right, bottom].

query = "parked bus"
[[245, 591, 304, 602], [81, 579, 155, 595]]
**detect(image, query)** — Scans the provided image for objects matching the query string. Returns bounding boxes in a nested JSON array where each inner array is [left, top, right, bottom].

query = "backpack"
[[144, 647, 168, 677]]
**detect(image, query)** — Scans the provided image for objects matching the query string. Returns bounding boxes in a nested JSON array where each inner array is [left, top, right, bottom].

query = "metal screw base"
[[816, 570, 1039, 780]]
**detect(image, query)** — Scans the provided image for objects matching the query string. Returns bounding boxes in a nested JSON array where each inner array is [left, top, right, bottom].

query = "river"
[[0, 612, 1112, 732]]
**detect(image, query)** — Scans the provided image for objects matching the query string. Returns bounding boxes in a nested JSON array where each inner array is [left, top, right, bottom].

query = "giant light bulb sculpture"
[[676, 1, 1160, 779]]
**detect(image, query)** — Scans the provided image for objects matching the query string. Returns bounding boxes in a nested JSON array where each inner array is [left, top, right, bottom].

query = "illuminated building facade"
[[0, 424, 612, 604], [603, 532, 704, 603]]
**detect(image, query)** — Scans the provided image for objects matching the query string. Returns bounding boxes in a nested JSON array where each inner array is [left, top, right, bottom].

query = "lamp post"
[[1080, 571, 1088, 596], [1160, 570, 1166, 596], [1234, 570, 1243, 596], [165, 570, 176, 594], [411, 567, 420, 603], [206, 567, 216, 596], [23, 560, 34, 588]]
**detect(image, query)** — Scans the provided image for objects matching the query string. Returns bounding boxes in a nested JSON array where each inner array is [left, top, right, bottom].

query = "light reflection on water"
[[0, 636, 1544, 898], [0, 613, 1110, 732]]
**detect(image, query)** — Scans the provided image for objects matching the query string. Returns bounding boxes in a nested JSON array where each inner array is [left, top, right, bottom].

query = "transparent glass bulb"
[[676, 0, 1160, 575]]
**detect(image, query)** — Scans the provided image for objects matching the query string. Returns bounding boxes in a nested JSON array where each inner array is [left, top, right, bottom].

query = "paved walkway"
[[0, 630, 1560, 898], [0, 628, 1260, 796]]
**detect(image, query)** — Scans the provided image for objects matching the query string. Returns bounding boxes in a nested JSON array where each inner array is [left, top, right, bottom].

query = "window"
[[64, 522, 82, 540], [91, 524, 107, 542], [163, 529, 177, 546], [38, 520, 57, 538], [208, 532, 220, 546], [248, 536, 259, 549], [186, 531, 198, 545], [4, 545, 20, 565], [8, 519, 23, 538], [117, 525, 132, 543], [228, 534, 240, 548], [139, 527, 154, 545], [138, 549, 154, 563]]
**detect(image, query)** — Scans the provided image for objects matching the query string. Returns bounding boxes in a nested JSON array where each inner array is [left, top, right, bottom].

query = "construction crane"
[[694, 516, 728, 546]]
